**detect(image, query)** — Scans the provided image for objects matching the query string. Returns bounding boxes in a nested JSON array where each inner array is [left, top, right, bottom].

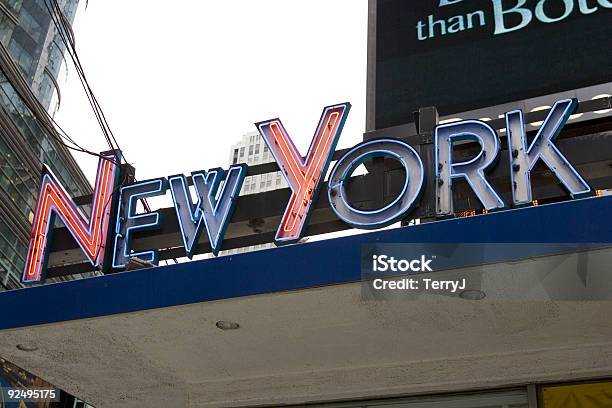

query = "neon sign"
[[112, 178, 167, 269], [328, 139, 425, 228], [168, 165, 246, 257], [505, 99, 591, 205], [435, 120, 505, 215], [22, 98, 591, 283], [256, 103, 350, 244], [22, 151, 119, 283]]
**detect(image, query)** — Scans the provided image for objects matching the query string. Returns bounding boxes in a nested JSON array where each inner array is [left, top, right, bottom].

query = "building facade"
[[221, 131, 288, 256], [0, 0, 79, 112], [228, 131, 288, 195], [0, 0, 89, 289]]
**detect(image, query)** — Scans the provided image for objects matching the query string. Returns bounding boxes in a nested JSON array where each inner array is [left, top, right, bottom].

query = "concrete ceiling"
[[1, 251, 612, 408]]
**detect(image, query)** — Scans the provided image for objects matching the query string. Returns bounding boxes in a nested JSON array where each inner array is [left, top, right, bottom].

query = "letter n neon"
[[22, 152, 119, 283], [256, 103, 350, 244]]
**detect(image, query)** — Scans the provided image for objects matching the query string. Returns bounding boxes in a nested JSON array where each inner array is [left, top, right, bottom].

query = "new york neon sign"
[[22, 99, 591, 283]]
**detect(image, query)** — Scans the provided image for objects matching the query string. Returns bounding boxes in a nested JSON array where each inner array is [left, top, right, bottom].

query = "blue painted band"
[[0, 196, 610, 331]]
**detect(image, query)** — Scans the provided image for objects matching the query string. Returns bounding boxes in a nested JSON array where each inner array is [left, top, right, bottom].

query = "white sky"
[[56, 0, 368, 197]]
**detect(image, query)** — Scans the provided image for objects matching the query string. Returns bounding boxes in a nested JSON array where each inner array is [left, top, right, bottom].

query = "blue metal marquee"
[[0, 195, 610, 331]]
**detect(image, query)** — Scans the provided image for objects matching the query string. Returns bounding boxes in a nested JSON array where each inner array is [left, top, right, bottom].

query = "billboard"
[[370, 0, 612, 130]]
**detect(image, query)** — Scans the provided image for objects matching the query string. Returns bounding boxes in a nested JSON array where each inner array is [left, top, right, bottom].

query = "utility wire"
[[0, 40, 120, 166], [44, 0, 118, 153], [44, 0, 154, 212]]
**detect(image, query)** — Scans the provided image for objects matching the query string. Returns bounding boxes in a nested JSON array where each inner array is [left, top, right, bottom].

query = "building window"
[[2, 0, 22, 14], [8, 38, 34, 78], [61, 0, 79, 20], [239, 147, 245, 157], [0, 136, 37, 216], [0, 220, 28, 286], [310, 389, 527, 407], [0, 72, 90, 200], [0, 13, 16, 47], [19, 7, 42, 42], [248, 145, 253, 156], [45, 40, 66, 77], [254, 144, 260, 155], [232, 149, 238, 164], [37, 70, 61, 114]]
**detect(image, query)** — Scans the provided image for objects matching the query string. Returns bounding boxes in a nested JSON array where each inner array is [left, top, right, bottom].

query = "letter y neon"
[[256, 103, 350, 244]]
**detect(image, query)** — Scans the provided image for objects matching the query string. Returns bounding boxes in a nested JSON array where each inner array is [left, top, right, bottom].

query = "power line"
[[44, 0, 119, 153], [43, 0, 154, 212], [0, 41, 120, 166]]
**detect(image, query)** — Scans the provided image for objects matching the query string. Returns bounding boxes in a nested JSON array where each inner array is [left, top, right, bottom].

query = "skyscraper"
[[0, 0, 79, 112], [0, 0, 89, 289], [221, 131, 288, 256]]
